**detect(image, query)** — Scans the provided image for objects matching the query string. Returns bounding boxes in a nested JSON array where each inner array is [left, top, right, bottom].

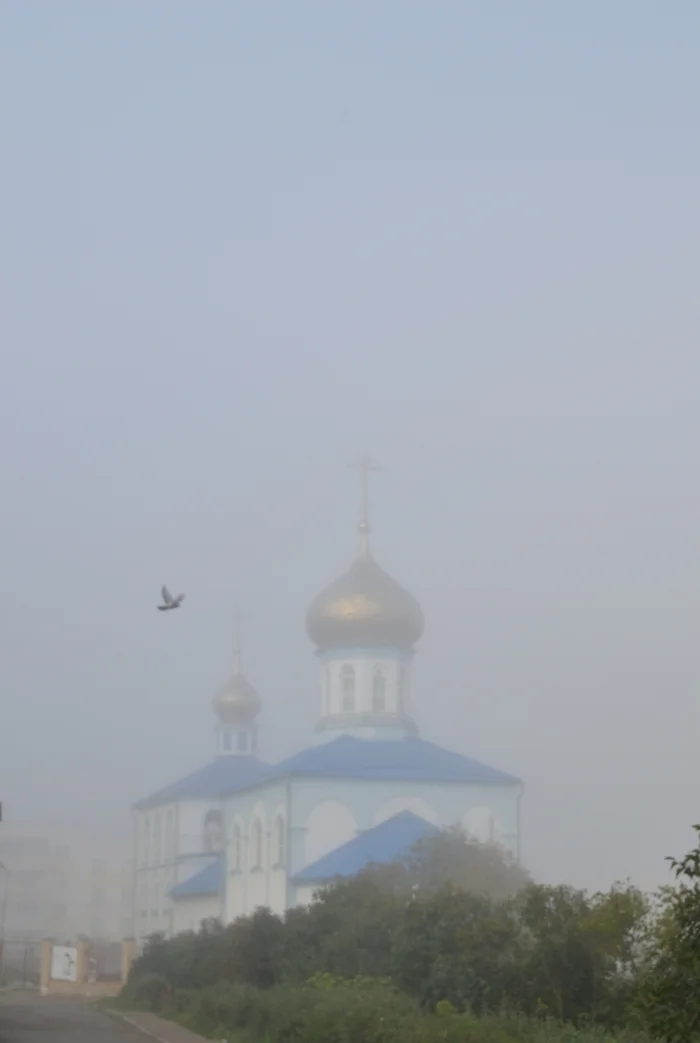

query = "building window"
[[274, 814, 285, 867], [223, 730, 232, 752], [323, 666, 330, 715], [237, 730, 248, 752], [372, 668, 386, 713], [232, 824, 242, 872], [204, 810, 223, 853], [251, 820, 263, 869], [341, 664, 355, 712]]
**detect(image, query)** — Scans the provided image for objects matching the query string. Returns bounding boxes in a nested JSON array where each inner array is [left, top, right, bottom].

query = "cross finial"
[[347, 455, 384, 558], [232, 605, 245, 674]]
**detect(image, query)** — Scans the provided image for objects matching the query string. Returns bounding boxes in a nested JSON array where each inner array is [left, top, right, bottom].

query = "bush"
[[122, 831, 655, 1034], [124, 978, 656, 1043], [119, 970, 170, 1012]]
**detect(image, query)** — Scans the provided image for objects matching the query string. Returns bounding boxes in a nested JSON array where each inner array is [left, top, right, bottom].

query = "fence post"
[[121, 938, 136, 983], [39, 939, 53, 995], [75, 939, 89, 986]]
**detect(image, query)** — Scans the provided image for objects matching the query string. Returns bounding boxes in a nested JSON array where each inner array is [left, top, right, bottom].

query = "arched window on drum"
[[341, 664, 356, 712], [372, 667, 386, 713]]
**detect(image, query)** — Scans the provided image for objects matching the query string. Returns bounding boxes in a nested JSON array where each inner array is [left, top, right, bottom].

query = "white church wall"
[[133, 806, 180, 940], [303, 801, 357, 866], [133, 799, 229, 940], [268, 800, 287, 915], [217, 770, 520, 923], [294, 885, 319, 907], [373, 796, 440, 826], [289, 776, 521, 871], [247, 799, 268, 911], [222, 782, 289, 921], [225, 810, 246, 921], [461, 805, 505, 844], [178, 800, 221, 857], [171, 894, 220, 936]]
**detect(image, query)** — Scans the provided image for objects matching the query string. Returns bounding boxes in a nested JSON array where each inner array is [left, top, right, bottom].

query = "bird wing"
[[173, 593, 186, 605], [161, 585, 173, 605]]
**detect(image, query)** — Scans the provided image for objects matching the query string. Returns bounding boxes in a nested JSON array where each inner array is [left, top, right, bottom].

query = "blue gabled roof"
[[255, 735, 518, 787], [135, 756, 269, 810], [170, 856, 223, 900], [135, 736, 517, 810], [293, 811, 439, 885]]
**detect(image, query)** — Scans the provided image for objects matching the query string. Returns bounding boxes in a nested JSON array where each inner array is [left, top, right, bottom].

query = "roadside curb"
[[106, 1007, 210, 1043]]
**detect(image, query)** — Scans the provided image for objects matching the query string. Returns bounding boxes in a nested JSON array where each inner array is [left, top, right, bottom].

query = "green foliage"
[[118, 970, 170, 1012], [123, 829, 655, 1037], [635, 825, 700, 1041], [510, 882, 649, 1025], [130, 908, 286, 992], [141, 979, 655, 1043], [391, 884, 521, 1014], [405, 827, 532, 899]]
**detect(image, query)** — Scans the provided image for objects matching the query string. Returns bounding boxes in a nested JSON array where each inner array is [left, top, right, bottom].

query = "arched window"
[[372, 668, 386, 713], [341, 664, 355, 712], [204, 810, 223, 853], [232, 824, 242, 872], [237, 730, 248, 752], [274, 814, 286, 867], [251, 819, 263, 869]]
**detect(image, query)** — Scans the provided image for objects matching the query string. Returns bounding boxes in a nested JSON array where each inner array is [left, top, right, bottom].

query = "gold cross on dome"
[[347, 455, 384, 532], [232, 605, 245, 672]]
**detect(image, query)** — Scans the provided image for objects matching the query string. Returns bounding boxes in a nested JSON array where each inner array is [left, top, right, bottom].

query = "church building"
[[131, 465, 523, 940]]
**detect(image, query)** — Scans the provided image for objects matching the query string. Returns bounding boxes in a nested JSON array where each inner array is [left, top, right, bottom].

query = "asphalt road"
[[0, 996, 141, 1042]]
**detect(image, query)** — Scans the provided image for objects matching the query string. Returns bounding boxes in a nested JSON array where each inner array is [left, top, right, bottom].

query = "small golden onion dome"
[[213, 670, 261, 725], [306, 550, 424, 650]]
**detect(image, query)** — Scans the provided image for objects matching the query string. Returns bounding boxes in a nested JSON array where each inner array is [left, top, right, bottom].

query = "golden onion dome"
[[307, 457, 424, 650], [306, 544, 424, 650], [213, 664, 261, 725]]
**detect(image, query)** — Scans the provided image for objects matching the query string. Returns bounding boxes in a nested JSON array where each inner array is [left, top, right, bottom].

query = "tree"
[[637, 825, 700, 1042], [290, 866, 406, 982], [403, 827, 531, 899], [511, 881, 648, 1025], [390, 884, 522, 1013]]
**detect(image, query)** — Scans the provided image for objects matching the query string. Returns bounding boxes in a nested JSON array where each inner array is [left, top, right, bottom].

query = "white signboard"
[[50, 946, 78, 983]]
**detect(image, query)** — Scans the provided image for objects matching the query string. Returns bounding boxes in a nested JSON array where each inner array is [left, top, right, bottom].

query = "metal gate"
[[0, 940, 41, 988], [87, 941, 122, 982]]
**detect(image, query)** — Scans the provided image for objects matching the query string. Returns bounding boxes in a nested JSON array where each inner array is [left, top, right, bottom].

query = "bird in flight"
[[158, 585, 185, 611]]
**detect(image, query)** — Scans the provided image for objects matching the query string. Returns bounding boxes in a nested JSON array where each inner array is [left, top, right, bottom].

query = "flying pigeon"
[[158, 585, 185, 611]]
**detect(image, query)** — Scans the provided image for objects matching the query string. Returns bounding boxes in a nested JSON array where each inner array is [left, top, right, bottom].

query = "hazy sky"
[[1, 1, 699, 892]]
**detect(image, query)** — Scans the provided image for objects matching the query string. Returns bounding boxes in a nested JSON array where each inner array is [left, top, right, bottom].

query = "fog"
[[0, 1, 698, 903]]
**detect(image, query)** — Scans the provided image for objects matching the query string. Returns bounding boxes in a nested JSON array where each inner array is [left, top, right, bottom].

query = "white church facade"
[[131, 468, 523, 941]]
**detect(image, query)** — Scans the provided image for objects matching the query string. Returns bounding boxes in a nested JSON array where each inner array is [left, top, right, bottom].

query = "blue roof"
[[293, 811, 439, 885], [135, 756, 269, 809], [255, 735, 518, 787], [170, 856, 223, 900]]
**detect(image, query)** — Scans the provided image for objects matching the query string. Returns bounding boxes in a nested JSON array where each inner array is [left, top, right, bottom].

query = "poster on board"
[[50, 946, 78, 982]]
